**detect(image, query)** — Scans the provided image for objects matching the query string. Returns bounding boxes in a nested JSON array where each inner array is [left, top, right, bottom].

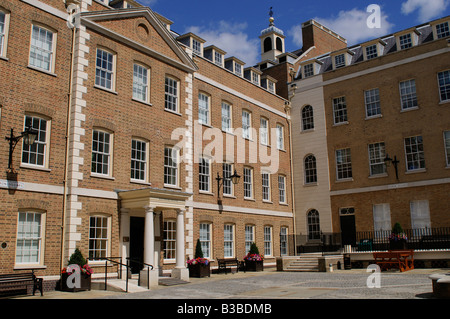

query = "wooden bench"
[[0, 272, 43, 297], [217, 258, 245, 274], [373, 250, 414, 272]]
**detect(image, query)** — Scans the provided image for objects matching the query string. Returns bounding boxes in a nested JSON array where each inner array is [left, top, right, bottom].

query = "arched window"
[[304, 155, 317, 184], [263, 37, 272, 53], [307, 210, 321, 240], [301, 105, 314, 131], [276, 37, 283, 51]]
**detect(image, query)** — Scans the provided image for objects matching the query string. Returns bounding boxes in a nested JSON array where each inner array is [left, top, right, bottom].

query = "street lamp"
[[216, 169, 240, 199], [384, 154, 399, 180], [5, 127, 38, 171]]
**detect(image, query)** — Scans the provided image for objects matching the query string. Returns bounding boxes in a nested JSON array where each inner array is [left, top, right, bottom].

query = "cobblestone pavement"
[[105, 268, 446, 300]]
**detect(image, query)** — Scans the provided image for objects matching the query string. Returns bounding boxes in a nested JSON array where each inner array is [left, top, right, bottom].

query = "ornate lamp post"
[[5, 127, 38, 172]]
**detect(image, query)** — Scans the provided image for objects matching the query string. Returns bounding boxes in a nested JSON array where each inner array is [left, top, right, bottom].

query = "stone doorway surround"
[[118, 187, 192, 287]]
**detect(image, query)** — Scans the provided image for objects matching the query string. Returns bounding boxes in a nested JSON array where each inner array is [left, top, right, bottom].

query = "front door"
[[129, 217, 145, 274], [340, 214, 356, 246]]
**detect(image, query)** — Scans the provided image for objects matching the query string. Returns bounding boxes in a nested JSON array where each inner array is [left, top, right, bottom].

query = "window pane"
[[89, 216, 108, 260], [133, 64, 148, 102], [92, 130, 111, 175], [30, 25, 53, 71], [95, 49, 114, 90], [16, 212, 42, 264], [22, 116, 47, 167]]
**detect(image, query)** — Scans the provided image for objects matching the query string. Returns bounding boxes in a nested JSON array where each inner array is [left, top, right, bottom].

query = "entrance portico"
[[118, 187, 192, 286]]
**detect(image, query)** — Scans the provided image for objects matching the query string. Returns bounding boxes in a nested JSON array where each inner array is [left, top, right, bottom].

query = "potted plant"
[[60, 248, 93, 292], [187, 239, 210, 278], [244, 243, 264, 271], [389, 222, 408, 250]]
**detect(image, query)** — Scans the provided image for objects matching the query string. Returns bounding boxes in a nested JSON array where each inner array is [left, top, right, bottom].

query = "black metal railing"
[[87, 257, 153, 292], [293, 227, 450, 254]]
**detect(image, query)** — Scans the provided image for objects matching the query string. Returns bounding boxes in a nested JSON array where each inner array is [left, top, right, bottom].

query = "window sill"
[[304, 182, 318, 187], [94, 85, 118, 95], [262, 200, 273, 204], [164, 109, 182, 117], [164, 184, 182, 190], [163, 259, 176, 264], [20, 164, 51, 172], [91, 173, 115, 180], [365, 114, 383, 120], [27, 65, 57, 77], [132, 98, 152, 107], [223, 194, 236, 199], [199, 190, 214, 196], [14, 264, 47, 270], [400, 106, 419, 113], [301, 129, 315, 134], [439, 100, 450, 105], [335, 178, 354, 183], [222, 129, 235, 136], [368, 173, 388, 179], [244, 197, 255, 202], [130, 179, 151, 186], [405, 168, 427, 175], [0, 56, 9, 62], [279, 202, 289, 206], [333, 121, 349, 127]]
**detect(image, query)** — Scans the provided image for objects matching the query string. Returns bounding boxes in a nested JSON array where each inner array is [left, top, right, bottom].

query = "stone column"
[[172, 208, 189, 281], [119, 208, 130, 279], [141, 206, 159, 288]]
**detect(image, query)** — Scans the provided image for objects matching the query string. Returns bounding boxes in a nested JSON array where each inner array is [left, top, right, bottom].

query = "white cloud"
[[401, 0, 450, 23], [185, 21, 260, 66], [289, 8, 395, 47], [139, 0, 157, 7]]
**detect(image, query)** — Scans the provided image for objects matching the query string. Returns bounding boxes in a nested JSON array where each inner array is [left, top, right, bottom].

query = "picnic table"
[[373, 250, 414, 272]]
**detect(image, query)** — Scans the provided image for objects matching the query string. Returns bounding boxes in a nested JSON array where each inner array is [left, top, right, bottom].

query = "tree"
[[249, 242, 260, 255], [68, 248, 87, 266], [194, 239, 204, 259]]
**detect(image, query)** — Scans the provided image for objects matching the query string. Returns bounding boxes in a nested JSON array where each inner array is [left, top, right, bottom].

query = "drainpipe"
[[285, 89, 297, 256], [60, 23, 77, 277]]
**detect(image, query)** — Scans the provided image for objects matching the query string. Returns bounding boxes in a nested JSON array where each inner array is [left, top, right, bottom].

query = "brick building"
[[290, 16, 450, 248], [0, 0, 297, 289]]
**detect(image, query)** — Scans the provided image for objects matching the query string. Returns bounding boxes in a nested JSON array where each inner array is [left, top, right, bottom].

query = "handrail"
[[126, 258, 154, 290], [87, 257, 129, 292]]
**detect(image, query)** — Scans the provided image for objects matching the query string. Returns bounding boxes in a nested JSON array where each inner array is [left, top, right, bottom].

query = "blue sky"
[[139, 0, 450, 66]]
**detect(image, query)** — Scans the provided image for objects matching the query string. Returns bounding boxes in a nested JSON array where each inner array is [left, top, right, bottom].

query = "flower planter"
[[188, 263, 210, 278], [60, 272, 92, 292], [389, 239, 407, 250], [245, 260, 264, 272]]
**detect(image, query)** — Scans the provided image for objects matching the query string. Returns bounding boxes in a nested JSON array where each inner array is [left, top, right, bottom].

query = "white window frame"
[[373, 204, 391, 232], [222, 162, 234, 196], [163, 219, 176, 260], [242, 110, 251, 139], [199, 223, 211, 258], [214, 51, 223, 67], [438, 70, 450, 103], [199, 157, 211, 193], [245, 225, 255, 253], [444, 131, 450, 167], [16, 211, 45, 266], [21, 114, 50, 169], [276, 124, 284, 150], [223, 224, 234, 258], [334, 54, 346, 68], [252, 72, 260, 85], [336, 148, 352, 180], [307, 209, 321, 241], [132, 63, 150, 103], [164, 146, 179, 187], [29, 24, 56, 73], [88, 214, 111, 261], [262, 172, 271, 202], [165, 76, 179, 113], [410, 200, 431, 230], [198, 92, 210, 125], [304, 155, 317, 184], [221, 102, 232, 133], [278, 175, 287, 204], [365, 44, 378, 60], [303, 63, 314, 78], [302, 105, 314, 131], [368, 142, 386, 176], [399, 33, 413, 50], [404, 136, 425, 171], [333, 96, 348, 125], [192, 38, 202, 56], [364, 88, 381, 118], [243, 167, 253, 199], [260, 117, 269, 146], [264, 226, 273, 257], [91, 129, 113, 177], [235, 63, 242, 77], [399, 79, 418, 110], [95, 48, 115, 91], [0, 9, 10, 58], [130, 138, 148, 183], [280, 227, 288, 256]]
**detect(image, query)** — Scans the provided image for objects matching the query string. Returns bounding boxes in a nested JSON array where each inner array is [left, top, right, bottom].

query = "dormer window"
[[365, 44, 378, 60], [334, 54, 346, 68], [192, 38, 202, 55], [244, 67, 262, 86], [235, 63, 242, 76], [436, 21, 450, 39], [261, 75, 277, 93], [399, 33, 412, 49], [225, 57, 245, 77], [252, 72, 260, 85], [204, 45, 226, 68], [214, 51, 222, 67], [304, 64, 314, 78]]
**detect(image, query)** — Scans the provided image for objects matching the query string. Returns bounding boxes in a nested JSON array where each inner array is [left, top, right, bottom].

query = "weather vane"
[[269, 7, 273, 18]]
